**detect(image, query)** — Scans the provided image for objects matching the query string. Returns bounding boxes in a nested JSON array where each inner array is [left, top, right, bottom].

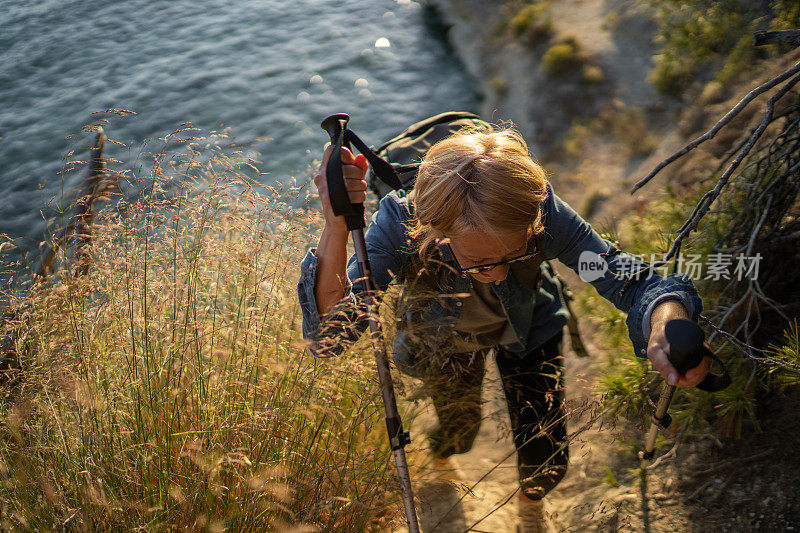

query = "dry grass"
[[0, 128, 400, 531]]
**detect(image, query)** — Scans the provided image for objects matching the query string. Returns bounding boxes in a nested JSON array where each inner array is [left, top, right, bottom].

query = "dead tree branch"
[[630, 60, 800, 194], [632, 42, 800, 375], [754, 30, 800, 49], [659, 72, 800, 263]]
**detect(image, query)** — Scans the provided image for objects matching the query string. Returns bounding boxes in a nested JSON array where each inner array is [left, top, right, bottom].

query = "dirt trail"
[[394, 334, 696, 532], [394, 341, 620, 532]]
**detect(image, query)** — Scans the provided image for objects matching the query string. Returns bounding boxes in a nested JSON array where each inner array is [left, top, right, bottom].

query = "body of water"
[[0, 0, 478, 252]]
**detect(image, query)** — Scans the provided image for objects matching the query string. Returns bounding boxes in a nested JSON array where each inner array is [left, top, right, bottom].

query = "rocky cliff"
[[427, 0, 664, 157]]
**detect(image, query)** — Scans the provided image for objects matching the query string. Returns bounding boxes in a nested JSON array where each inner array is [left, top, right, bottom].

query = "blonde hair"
[[410, 123, 548, 259]]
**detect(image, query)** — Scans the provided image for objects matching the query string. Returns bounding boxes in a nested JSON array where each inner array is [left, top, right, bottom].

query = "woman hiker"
[[297, 124, 711, 532]]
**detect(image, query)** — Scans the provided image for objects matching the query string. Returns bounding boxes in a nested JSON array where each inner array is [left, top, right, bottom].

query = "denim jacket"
[[297, 183, 702, 368]]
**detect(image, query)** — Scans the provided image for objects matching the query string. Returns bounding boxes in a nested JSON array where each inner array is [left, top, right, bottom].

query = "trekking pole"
[[321, 113, 420, 533], [639, 318, 730, 465]]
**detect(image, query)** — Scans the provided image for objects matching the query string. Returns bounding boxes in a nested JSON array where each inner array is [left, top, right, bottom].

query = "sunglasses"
[[445, 236, 539, 275]]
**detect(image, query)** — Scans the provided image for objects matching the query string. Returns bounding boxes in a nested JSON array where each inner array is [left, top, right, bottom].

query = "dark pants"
[[417, 334, 568, 500]]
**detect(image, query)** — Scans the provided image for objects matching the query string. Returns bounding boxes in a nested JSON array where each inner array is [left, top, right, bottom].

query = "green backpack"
[[365, 111, 589, 357], [366, 111, 485, 198]]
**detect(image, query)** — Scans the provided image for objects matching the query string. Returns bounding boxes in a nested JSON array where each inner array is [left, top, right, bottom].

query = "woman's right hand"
[[314, 144, 369, 233]]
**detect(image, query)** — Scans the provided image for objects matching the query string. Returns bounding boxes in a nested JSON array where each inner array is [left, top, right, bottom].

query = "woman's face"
[[446, 231, 528, 283]]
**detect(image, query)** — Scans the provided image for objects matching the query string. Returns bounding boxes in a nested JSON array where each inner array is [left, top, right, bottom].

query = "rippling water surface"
[[0, 0, 478, 250]]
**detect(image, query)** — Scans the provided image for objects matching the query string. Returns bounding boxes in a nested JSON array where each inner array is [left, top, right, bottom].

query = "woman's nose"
[[481, 264, 508, 282]]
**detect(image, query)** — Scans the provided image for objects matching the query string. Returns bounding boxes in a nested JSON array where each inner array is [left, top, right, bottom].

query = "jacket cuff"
[[297, 248, 359, 358], [298, 248, 323, 339], [625, 273, 703, 358], [640, 292, 697, 340]]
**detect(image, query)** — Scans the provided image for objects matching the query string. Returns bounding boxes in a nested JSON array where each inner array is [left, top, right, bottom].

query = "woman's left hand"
[[646, 300, 711, 388]]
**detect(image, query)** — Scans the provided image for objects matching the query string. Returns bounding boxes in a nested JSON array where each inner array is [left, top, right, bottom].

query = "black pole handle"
[[320, 113, 405, 230], [664, 319, 731, 392], [321, 113, 365, 231]]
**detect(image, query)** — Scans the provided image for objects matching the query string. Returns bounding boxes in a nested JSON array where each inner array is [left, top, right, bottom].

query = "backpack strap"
[[374, 112, 482, 153], [541, 260, 590, 358]]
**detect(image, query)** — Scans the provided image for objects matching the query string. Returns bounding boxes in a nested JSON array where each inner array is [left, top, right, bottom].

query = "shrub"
[[645, 0, 792, 96], [700, 80, 726, 104], [590, 171, 800, 441], [714, 34, 758, 89], [770, 0, 800, 30], [582, 64, 605, 85], [509, 2, 553, 43], [648, 52, 695, 97], [612, 106, 658, 157], [542, 37, 584, 75], [490, 75, 509, 96], [560, 119, 592, 159]]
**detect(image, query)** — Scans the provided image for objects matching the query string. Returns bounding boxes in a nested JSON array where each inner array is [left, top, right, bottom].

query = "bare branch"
[[746, 194, 772, 256], [754, 30, 800, 49], [659, 71, 800, 262], [630, 60, 800, 193]]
